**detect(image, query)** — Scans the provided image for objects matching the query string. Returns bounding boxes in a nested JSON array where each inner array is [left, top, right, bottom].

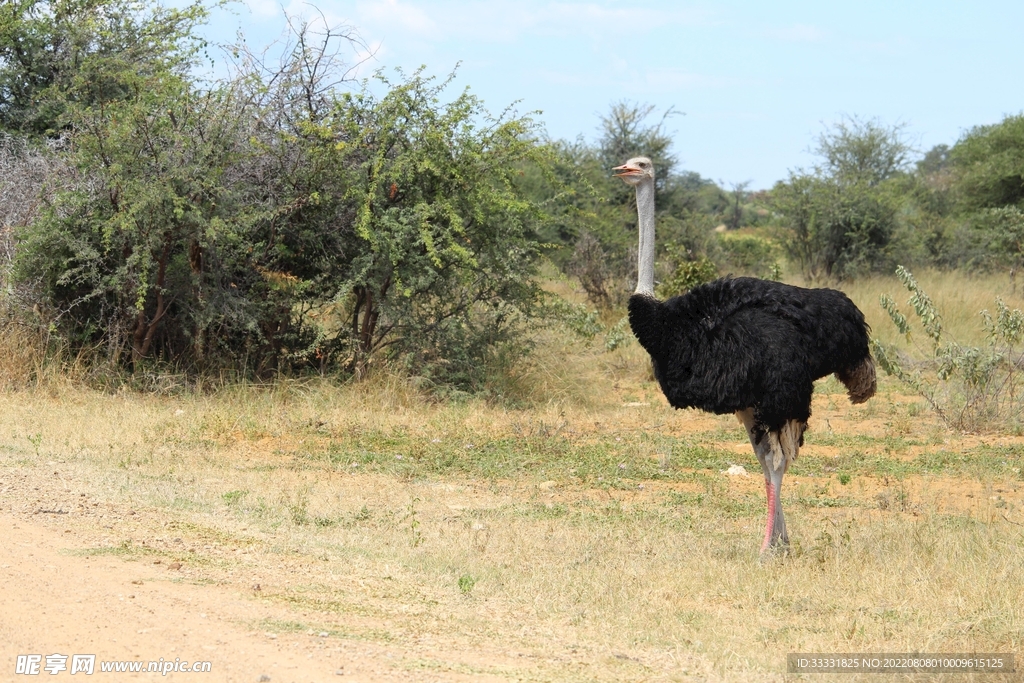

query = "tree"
[[813, 116, 911, 186], [323, 70, 550, 385], [950, 114, 1024, 211], [0, 0, 210, 136], [932, 113, 1024, 269], [917, 144, 951, 176], [597, 101, 680, 203], [15, 68, 265, 367], [725, 180, 751, 230], [772, 118, 911, 281]]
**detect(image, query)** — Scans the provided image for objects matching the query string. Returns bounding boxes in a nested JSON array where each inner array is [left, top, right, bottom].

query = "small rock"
[[153, 560, 161, 564], [264, 633, 277, 640], [168, 562, 182, 570], [259, 676, 271, 682], [723, 464, 748, 476], [252, 583, 261, 592], [319, 631, 329, 638]]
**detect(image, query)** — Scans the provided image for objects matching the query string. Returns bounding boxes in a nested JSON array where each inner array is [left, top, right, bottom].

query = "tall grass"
[[862, 268, 1024, 432], [840, 269, 1023, 350]]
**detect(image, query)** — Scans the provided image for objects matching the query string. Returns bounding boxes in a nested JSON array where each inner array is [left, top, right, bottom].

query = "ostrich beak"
[[613, 163, 642, 178]]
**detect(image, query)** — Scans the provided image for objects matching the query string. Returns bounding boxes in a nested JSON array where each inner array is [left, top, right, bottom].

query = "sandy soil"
[[0, 461, 629, 683], [0, 465, 533, 683], [2, 388, 1022, 682], [0, 511, 424, 682]]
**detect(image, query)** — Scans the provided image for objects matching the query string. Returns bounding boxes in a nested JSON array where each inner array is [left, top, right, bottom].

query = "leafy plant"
[[604, 316, 631, 352], [772, 117, 910, 281], [657, 254, 718, 297], [12, 9, 555, 389], [405, 497, 423, 548], [873, 266, 1024, 431], [457, 573, 476, 594], [716, 231, 781, 278], [542, 297, 602, 343]]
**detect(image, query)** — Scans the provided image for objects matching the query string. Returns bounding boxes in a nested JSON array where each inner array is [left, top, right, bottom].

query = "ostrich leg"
[[737, 411, 803, 552]]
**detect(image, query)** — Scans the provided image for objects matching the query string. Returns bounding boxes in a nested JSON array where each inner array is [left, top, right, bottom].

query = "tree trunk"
[[131, 235, 172, 363]]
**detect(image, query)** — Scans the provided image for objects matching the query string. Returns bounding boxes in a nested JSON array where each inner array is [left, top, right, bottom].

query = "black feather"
[[629, 276, 874, 432]]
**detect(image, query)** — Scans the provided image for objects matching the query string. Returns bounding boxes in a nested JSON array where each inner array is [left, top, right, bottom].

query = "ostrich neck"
[[635, 178, 656, 297]]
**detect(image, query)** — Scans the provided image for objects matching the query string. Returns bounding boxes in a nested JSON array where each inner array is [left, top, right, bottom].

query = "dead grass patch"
[[1, 368, 1023, 681]]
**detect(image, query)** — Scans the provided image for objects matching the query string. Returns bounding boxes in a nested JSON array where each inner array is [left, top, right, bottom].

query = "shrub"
[[13, 14, 554, 390], [657, 254, 718, 298], [716, 232, 780, 278], [872, 266, 1024, 431]]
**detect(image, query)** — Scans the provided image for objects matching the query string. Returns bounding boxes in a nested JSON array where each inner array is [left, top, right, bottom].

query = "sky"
[[199, 0, 1024, 189]]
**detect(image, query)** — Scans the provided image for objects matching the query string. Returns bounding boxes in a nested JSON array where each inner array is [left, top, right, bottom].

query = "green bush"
[[657, 254, 718, 298], [10, 8, 555, 390], [772, 118, 910, 281], [716, 232, 780, 278]]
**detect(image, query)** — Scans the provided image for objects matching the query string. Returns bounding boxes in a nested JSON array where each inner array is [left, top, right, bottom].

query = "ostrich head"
[[613, 156, 656, 297], [612, 156, 655, 186]]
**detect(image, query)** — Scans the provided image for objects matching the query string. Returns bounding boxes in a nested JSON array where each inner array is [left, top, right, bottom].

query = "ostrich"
[[613, 156, 876, 553]]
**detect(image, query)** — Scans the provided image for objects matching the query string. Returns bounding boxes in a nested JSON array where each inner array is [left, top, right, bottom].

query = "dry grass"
[[2, 271, 1023, 680], [3, 383, 1024, 680], [0, 322, 43, 388], [839, 268, 1024, 350]]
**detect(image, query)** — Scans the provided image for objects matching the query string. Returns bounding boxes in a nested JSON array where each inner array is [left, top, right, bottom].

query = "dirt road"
[[0, 512, 418, 682]]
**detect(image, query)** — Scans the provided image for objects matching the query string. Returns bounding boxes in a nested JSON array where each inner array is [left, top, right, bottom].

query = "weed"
[[222, 490, 247, 505], [288, 491, 310, 526], [874, 265, 1024, 431], [604, 317, 631, 352], [457, 574, 476, 594], [405, 497, 423, 548]]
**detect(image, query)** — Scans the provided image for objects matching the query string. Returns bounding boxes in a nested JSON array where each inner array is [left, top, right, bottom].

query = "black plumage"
[[629, 276, 875, 434]]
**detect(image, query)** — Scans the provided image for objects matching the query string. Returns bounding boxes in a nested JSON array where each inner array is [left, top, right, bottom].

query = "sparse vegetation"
[[1, 356, 1023, 680], [874, 266, 1024, 431]]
